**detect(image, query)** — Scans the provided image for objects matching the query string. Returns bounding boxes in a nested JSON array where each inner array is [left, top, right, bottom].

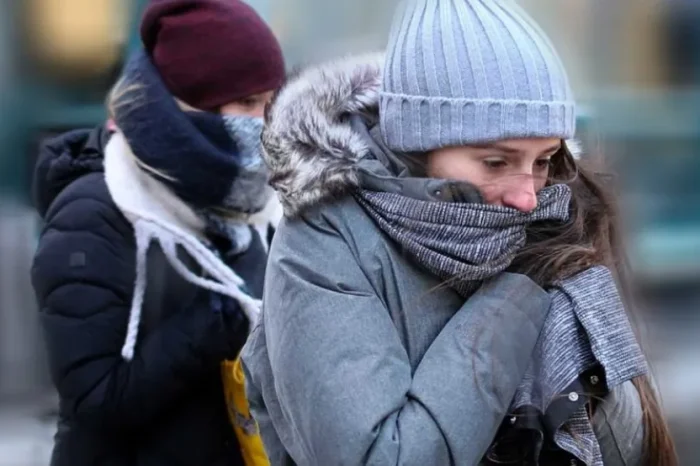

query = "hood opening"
[[262, 53, 584, 219], [33, 125, 110, 218]]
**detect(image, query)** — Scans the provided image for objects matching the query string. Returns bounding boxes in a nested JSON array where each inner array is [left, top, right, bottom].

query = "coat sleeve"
[[244, 211, 553, 466], [593, 381, 645, 466], [31, 195, 242, 431]]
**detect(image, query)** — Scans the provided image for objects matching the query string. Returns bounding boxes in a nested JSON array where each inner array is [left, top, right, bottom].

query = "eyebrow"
[[473, 142, 561, 154]]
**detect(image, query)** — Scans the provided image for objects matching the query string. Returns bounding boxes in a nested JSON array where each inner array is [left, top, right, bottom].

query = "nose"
[[501, 179, 538, 212]]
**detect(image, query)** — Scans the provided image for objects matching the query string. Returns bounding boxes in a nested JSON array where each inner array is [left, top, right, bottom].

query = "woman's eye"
[[535, 158, 552, 169], [234, 98, 257, 108], [483, 159, 507, 169]]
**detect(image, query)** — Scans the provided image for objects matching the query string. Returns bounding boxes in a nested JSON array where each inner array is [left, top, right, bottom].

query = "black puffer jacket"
[[31, 126, 267, 466]]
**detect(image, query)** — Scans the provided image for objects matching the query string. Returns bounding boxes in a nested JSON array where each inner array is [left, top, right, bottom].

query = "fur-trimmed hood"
[[262, 54, 582, 218], [262, 53, 385, 217]]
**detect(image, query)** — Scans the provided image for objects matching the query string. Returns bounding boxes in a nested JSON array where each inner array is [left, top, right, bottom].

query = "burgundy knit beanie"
[[141, 0, 285, 111]]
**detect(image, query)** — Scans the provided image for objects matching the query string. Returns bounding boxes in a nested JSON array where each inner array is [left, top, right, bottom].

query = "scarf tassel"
[[121, 220, 261, 361]]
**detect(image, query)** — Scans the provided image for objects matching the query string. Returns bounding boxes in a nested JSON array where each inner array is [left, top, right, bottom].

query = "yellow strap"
[[221, 358, 271, 466]]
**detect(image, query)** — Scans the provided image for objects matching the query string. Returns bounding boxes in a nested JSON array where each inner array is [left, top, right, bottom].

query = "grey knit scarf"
[[356, 184, 571, 297], [355, 185, 648, 466]]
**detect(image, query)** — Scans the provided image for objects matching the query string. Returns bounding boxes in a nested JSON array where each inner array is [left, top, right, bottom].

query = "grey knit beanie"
[[380, 0, 576, 152]]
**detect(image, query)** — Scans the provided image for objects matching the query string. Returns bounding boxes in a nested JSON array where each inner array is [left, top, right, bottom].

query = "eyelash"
[[483, 159, 507, 169], [482, 158, 553, 170], [536, 158, 553, 169]]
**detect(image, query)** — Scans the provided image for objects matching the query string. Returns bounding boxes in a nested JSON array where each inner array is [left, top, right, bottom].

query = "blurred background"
[[0, 0, 699, 464]]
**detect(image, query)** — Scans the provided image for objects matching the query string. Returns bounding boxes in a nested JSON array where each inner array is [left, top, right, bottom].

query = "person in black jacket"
[[30, 1, 285, 465]]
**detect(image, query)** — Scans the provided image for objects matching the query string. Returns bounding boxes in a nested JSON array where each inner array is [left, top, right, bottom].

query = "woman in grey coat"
[[242, 1, 677, 465]]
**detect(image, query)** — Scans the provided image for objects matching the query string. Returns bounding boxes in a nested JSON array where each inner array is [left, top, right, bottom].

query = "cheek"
[[220, 103, 266, 118], [220, 104, 246, 116], [249, 103, 266, 118], [534, 173, 548, 192], [427, 152, 485, 185], [478, 184, 506, 204]]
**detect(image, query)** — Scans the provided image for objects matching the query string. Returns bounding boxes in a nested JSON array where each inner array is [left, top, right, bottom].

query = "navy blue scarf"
[[112, 50, 271, 251]]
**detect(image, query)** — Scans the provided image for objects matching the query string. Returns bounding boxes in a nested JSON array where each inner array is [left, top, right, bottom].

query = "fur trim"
[[263, 53, 585, 217], [262, 53, 384, 217]]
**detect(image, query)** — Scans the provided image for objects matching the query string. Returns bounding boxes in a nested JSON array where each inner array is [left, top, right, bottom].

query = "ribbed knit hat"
[[141, 0, 285, 111], [380, 0, 576, 152]]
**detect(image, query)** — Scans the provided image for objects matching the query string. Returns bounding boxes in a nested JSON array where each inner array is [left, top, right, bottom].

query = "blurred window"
[[25, 0, 128, 79]]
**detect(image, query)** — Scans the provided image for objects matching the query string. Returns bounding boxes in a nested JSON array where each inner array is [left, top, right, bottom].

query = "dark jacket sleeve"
[[31, 192, 241, 431], [243, 212, 553, 465]]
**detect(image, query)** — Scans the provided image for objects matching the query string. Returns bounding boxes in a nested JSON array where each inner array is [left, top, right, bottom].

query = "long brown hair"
[[512, 143, 678, 466]]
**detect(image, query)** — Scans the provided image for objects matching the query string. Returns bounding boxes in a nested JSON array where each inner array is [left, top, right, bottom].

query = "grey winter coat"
[[242, 55, 644, 465]]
